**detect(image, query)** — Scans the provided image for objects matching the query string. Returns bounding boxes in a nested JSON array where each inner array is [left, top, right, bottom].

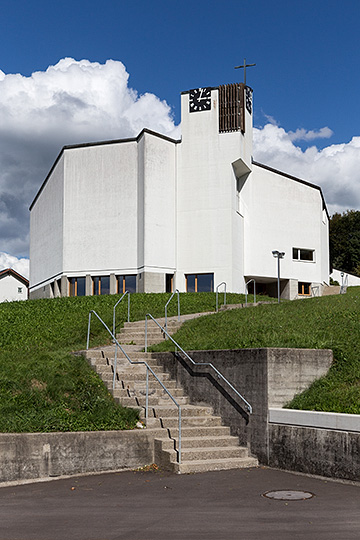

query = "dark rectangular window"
[[186, 273, 214, 293], [166, 274, 174, 293], [298, 282, 311, 296], [117, 275, 136, 294], [293, 248, 314, 262], [69, 278, 76, 297], [69, 277, 86, 297], [186, 274, 196, 292], [101, 276, 110, 295], [77, 277, 86, 296]]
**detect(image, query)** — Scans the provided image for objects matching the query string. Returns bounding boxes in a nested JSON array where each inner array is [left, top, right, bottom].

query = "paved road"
[[0, 467, 359, 540]]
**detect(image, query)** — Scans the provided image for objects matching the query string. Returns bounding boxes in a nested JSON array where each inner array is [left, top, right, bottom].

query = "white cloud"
[[0, 252, 29, 278], [0, 58, 179, 259], [288, 126, 333, 142], [253, 123, 360, 215]]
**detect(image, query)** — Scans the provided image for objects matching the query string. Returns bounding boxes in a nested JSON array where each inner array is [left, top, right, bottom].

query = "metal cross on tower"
[[234, 58, 256, 85]]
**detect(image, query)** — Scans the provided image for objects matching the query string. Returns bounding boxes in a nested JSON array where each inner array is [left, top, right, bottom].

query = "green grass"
[[0, 291, 257, 432], [150, 288, 360, 414]]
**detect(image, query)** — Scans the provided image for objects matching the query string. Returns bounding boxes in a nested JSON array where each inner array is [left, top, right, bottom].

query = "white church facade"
[[29, 82, 330, 300]]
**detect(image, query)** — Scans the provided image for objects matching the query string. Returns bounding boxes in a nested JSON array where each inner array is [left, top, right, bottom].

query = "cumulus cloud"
[[253, 123, 360, 215], [0, 58, 179, 259], [0, 252, 29, 278]]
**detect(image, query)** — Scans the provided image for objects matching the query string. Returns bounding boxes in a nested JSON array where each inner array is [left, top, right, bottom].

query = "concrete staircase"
[[85, 313, 258, 474]]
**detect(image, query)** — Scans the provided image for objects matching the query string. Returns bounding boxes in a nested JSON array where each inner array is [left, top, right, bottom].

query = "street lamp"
[[272, 250, 285, 303]]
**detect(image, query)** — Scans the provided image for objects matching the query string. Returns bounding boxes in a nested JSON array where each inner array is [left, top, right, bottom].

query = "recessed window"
[[186, 273, 214, 292], [117, 275, 136, 294], [18, 287, 22, 294], [69, 277, 86, 297], [166, 274, 174, 293], [92, 276, 110, 296], [293, 248, 314, 262], [298, 282, 311, 296]]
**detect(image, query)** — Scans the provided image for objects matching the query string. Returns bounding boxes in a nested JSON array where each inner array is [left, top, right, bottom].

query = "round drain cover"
[[263, 490, 314, 501]]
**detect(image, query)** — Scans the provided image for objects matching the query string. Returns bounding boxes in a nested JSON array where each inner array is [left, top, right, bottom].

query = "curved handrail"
[[216, 282, 227, 312], [245, 279, 256, 306], [113, 291, 130, 337], [87, 310, 182, 463], [145, 313, 252, 414], [165, 289, 180, 336]]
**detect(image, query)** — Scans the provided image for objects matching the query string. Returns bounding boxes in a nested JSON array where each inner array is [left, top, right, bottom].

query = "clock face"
[[245, 86, 253, 115], [189, 87, 212, 112]]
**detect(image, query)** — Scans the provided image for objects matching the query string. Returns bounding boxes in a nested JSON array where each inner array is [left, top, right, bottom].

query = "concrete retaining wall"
[[269, 424, 360, 482], [0, 429, 163, 484], [154, 348, 332, 464]]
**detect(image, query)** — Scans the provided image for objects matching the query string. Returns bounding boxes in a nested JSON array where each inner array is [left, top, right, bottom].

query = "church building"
[[29, 81, 330, 300]]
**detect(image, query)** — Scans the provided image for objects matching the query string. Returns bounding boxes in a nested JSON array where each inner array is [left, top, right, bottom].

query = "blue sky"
[[1, 0, 360, 272], [1, 0, 359, 145]]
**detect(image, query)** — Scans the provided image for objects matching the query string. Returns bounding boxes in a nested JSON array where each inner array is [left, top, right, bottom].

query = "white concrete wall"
[[63, 142, 138, 277], [176, 87, 252, 292], [140, 132, 176, 290], [269, 408, 360, 432], [331, 268, 360, 287], [244, 164, 328, 287], [0, 274, 28, 302], [30, 155, 65, 289]]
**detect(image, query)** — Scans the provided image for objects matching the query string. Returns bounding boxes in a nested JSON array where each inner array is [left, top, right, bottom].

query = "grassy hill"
[[1, 288, 358, 433], [151, 288, 360, 414], [0, 291, 252, 432]]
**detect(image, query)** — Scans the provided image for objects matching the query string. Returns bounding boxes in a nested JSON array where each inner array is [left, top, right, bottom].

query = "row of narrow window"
[[67, 273, 215, 297], [68, 275, 137, 297], [60, 273, 312, 297]]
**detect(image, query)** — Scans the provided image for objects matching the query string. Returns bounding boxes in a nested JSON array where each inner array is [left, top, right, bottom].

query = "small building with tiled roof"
[[0, 268, 29, 302]]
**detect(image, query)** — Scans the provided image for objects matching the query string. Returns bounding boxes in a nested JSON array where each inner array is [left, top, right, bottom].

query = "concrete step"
[[115, 371, 172, 382], [160, 415, 223, 428], [117, 329, 167, 338], [117, 337, 165, 346], [112, 386, 186, 399], [119, 379, 180, 390], [123, 320, 181, 330], [153, 405, 213, 418], [165, 445, 249, 462], [165, 426, 232, 438], [159, 435, 241, 450], [174, 456, 258, 474], [117, 395, 190, 408]]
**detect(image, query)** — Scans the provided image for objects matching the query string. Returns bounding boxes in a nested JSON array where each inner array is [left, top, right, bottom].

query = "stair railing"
[[245, 279, 256, 306], [145, 313, 252, 414], [215, 282, 227, 312], [164, 289, 180, 337], [340, 273, 348, 294], [87, 310, 182, 464], [113, 291, 130, 337]]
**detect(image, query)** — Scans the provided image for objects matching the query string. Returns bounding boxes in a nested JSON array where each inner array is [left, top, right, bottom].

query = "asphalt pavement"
[[0, 466, 359, 540]]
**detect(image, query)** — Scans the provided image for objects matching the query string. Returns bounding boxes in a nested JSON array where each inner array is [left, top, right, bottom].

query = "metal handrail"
[[215, 282, 227, 312], [245, 279, 256, 306], [87, 310, 182, 463], [113, 291, 130, 337], [165, 289, 180, 336], [145, 313, 252, 414]]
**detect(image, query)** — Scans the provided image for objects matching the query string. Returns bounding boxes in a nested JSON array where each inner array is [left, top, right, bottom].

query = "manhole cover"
[[263, 490, 314, 501]]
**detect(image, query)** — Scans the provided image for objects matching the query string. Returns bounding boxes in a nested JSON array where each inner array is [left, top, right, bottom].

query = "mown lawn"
[[0, 291, 256, 432], [151, 288, 360, 414]]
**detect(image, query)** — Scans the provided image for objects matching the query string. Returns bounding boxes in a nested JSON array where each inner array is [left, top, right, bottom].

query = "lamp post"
[[272, 250, 285, 303]]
